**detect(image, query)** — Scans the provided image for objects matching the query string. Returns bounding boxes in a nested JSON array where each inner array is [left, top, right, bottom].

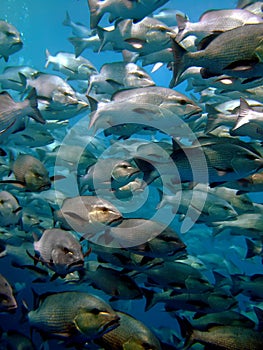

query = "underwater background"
[[0, 0, 263, 349]]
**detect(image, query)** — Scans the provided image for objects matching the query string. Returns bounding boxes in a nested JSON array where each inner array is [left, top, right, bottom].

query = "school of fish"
[[1, 0, 263, 349]]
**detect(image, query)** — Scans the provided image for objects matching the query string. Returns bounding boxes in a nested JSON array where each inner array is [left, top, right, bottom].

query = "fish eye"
[[100, 206, 108, 212], [179, 99, 187, 105], [5, 31, 16, 37], [223, 206, 229, 211], [63, 247, 73, 255], [90, 308, 100, 315]]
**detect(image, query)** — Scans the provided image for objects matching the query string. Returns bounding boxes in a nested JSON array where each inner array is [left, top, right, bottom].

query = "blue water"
[[0, 0, 263, 349]]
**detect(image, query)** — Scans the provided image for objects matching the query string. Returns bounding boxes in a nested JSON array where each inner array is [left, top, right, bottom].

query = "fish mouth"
[[101, 316, 120, 334], [39, 183, 51, 191], [183, 109, 202, 121], [68, 259, 85, 269]]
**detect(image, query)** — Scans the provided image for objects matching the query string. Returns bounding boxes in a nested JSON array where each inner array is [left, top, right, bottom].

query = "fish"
[[45, 49, 98, 81], [84, 262, 143, 301], [97, 17, 174, 55], [158, 184, 238, 224], [175, 9, 263, 44], [87, 0, 169, 29], [0, 20, 23, 61], [87, 61, 155, 96], [170, 23, 263, 87], [96, 218, 187, 253], [178, 317, 263, 350], [0, 330, 36, 350], [94, 311, 162, 350], [28, 291, 120, 342], [153, 8, 180, 27], [0, 65, 39, 92], [80, 158, 140, 193], [5, 154, 51, 192], [231, 97, 263, 139], [28, 228, 88, 279], [54, 195, 123, 237], [62, 11, 93, 38], [0, 274, 17, 312], [0, 190, 22, 226], [0, 88, 45, 140], [231, 273, 263, 301]]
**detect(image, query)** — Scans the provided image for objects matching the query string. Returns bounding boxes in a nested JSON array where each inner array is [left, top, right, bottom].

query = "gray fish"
[[0, 89, 45, 140], [62, 11, 93, 37], [170, 23, 263, 87], [97, 17, 174, 55], [0, 66, 38, 92], [0, 20, 23, 61], [54, 195, 122, 237], [80, 158, 140, 193], [153, 8, 180, 27], [9, 154, 51, 192], [30, 228, 86, 278], [179, 318, 263, 350], [45, 49, 98, 81], [0, 274, 17, 312], [28, 291, 120, 342], [88, 61, 155, 96], [0, 190, 22, 226], [24, 73, 79, 108], [85, 262, 143, 300], [176, 9, 263, 43], [95, 311, 162, 350], [87, 0, 169, 29], [231, 97, 263, 139]]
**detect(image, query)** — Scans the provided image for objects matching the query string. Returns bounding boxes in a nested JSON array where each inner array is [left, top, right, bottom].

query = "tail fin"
[[68, 37, 87, 57], [62, 11, 71, 27], [44, 49, 51, 69], [142, 288, 158, 311], [169, 35, 188, 88], [175, 315, 194, 350], [26, 88, 46, 124], [232, 97, 251, 131]]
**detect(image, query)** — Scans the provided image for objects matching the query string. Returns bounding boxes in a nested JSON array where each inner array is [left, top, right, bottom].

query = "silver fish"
[[0, 20, 23, 61], [0, 66, 38, 92], [0, 89, 45, 141], [88, 61, 155, 95], [45, 49, 98, 81], [31, 228, 86, 278], [54, 195, 122, 237], [62, 11, 93, 37], [87, 0, 169, 29], [0, 190, 22, 226]]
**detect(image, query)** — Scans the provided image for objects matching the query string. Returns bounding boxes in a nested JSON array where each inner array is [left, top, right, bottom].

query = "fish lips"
[[100, 315, 120, 335]]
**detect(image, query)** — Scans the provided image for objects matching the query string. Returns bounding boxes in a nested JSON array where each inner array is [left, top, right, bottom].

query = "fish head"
[[23, 161, 51, 192], [74, 303, 120, 339], [88, 202, 123, 227], [0, 191, 22, 226], [0, 21, 23, 57], [111, 160, 140, 184], [50, 243, 85, 274], [52, 87, 79, 107], [0, 274, 17, 312]]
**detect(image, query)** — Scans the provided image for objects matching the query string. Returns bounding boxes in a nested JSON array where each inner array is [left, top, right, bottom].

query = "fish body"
[[33, 228, 85, 277], [176, 9, 263, 43], [0, 66, 38, 92], [63, 11, 93, 37], [88, 61, 155, 95], [0, 274, 17, 312], [28, 291, 120, 341], [97, 17, 174, 55], [170, 23, 263, 87], [11, 154, 51, 191], [45, 49, 98, 81], [0, 20, 23, 61], [87, 0, 169, 29], [85, 263, 143, 300], [0, 89, 45, 140], [181, 322, 263, 350], [95, 311, 162, 350], [0, 190, 22, 226], [54, 195, 122, 237]]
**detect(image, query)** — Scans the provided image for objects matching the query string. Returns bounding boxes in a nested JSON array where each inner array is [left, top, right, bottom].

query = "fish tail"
[[232, 97, 251, 131], [142, 288, 158, 311], [87, 0, 103, 29], [176, 316, 194, 350], [62, 11, 71, 27], [169, 35, 189, 88], [245, 238, 260, 259], [26, 88, 46, 124], [68, 37, 87, 57], [44, 49, 51, 69], [96, 26, 108, 53]]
